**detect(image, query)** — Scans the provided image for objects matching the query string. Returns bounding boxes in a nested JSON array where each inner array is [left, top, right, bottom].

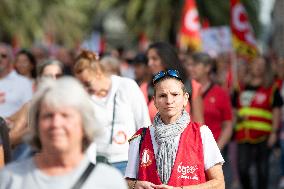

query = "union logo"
[[177, 162, 199, 180], [140, 149, 153, 167], [113, 131, 127, 144]]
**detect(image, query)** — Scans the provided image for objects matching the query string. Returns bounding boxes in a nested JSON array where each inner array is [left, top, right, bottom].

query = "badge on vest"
[[177, 162, 199, 180], [140, 149, 153, 167]]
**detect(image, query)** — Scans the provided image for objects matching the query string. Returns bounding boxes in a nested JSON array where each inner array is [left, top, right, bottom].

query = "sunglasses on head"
[[152, 69, 182, 85]]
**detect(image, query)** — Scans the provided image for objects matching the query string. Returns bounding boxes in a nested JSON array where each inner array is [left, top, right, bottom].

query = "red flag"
[[230, 0, 259, 59], [178, 0, 201, 51]]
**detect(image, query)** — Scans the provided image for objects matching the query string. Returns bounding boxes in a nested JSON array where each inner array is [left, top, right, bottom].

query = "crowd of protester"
[[0, 41, 283, 189]]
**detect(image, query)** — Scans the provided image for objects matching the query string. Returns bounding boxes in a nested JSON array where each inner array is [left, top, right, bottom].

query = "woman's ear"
[[184, 92, 189, 107]]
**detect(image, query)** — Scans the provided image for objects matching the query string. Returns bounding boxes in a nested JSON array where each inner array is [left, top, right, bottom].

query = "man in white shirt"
[[0, 43, 33, 118]]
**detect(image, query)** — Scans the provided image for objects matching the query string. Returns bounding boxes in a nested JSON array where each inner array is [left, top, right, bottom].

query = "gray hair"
[[100, 56, 121, 75], [28, 76, 99, 151], [36, 58, 64, 77]]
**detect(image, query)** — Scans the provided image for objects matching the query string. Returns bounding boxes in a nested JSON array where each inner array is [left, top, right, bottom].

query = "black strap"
[[109, 93, 117, 144], [139, 128, 147, 153], [0, 117, 11, 164], [71, 162, 96, 189]]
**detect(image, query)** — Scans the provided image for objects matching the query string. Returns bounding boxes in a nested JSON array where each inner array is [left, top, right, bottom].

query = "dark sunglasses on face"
[[0, 54, 8, 59], [152, 69, 182, 85]]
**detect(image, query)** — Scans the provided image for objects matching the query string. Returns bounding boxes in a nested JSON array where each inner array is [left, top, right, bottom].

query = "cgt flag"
[[231, 0, 259, 59], [178, 0, 202, 51]]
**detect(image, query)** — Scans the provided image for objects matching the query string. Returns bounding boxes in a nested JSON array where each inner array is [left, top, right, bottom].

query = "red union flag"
[[231, 0, 259, 58], [178, 0, 201, 50]]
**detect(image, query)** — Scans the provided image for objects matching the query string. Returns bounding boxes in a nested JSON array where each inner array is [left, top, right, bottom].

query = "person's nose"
[[51, 114, 63, 127], [166, 95, 174, 104], [148, 59, 154, 67]]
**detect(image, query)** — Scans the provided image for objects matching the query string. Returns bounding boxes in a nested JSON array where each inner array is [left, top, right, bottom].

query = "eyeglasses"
[[0, 54, 8, 59], [152, 69, 182, 85], [42, 73, 63, 79]]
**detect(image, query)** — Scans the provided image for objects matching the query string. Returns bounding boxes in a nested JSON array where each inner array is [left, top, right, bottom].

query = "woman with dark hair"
[[140, 42, 204, 123], [125, 70, 224, 189], [14, 49, 37, 80]]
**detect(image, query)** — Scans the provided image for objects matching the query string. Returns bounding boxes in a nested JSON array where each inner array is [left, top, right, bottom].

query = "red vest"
[[235, 85, 276, 143], [136, 122, 206, 186]]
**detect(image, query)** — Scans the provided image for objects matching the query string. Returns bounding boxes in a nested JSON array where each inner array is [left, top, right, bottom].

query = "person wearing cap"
[[125, 70, 224, 189]]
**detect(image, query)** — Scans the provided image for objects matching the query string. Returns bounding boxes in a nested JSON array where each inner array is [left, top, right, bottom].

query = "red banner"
[[230, 0, 259, 58], [178, 0, 201, 51]]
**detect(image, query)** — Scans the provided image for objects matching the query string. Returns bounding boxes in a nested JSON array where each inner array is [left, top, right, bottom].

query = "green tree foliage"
[[0, 0, 261, 47], [97, 0, 261, 43], [0, 0, 97, 47]]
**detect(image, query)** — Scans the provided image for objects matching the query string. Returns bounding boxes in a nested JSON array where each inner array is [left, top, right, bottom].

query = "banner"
[[201, 26, 232, 55], [178, 0, 201, 51], [230, 0, 259, 59]]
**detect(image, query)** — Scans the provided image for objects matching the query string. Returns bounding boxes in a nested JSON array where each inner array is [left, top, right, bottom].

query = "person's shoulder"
[[128, 127, 149, 143], [1, 158, 33, 175], [115, 75, 138, 88], [90, 163, 127, 188], [199, 125, 209, 132], [213, 84, 229, 94], [10, 71, 31, 83]]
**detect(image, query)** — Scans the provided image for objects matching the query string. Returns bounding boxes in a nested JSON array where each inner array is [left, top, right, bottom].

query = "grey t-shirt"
[[0, 156, 127, 189]]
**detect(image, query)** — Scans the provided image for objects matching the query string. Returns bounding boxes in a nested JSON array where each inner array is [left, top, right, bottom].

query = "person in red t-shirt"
[[187, 52, 233, 151]]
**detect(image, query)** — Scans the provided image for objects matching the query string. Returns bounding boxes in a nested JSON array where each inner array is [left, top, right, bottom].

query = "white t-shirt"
[[0, 71, 33, 118], [125, 125, 224, 178], [87, 75, 151, 163], [0, 156, 127, 189]]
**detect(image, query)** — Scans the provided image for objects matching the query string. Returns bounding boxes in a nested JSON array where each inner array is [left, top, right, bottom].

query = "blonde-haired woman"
[[74, 50, 151, 174]]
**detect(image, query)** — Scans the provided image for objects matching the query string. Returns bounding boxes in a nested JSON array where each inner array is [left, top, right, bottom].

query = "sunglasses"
[[152, 69, 182, 85], [0, 54, 8, 59]]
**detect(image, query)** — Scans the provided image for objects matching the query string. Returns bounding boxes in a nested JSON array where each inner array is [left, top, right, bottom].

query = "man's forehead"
[[0, 46, 7, 52]]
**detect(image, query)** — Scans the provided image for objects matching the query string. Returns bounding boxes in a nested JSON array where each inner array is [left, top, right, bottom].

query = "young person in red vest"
[[232, 56, 283, 189], [125, 70, 225, 189]]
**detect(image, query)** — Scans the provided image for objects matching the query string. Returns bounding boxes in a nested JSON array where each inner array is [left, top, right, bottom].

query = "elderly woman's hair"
[[73, 49, 105, 75], [36, 58, 64, 77], [28, 77, 100, 151], [100, 56, 121, 76]]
